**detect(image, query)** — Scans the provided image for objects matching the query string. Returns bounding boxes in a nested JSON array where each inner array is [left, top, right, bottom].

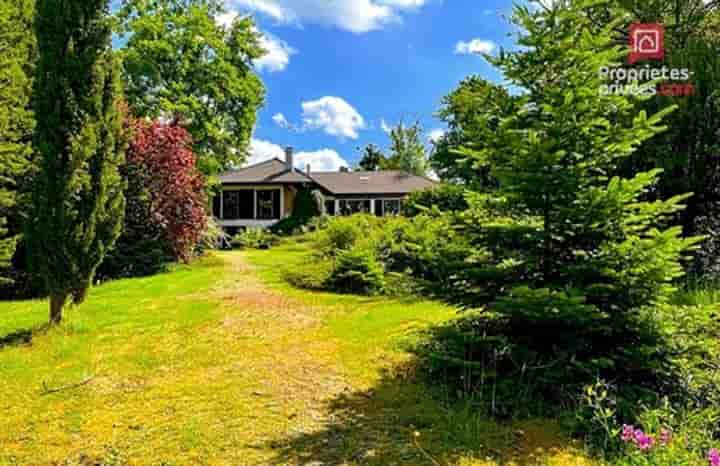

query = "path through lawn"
[[0, 245, 597, 465]]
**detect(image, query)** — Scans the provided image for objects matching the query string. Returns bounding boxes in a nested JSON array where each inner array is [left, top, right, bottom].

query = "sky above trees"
[[224, 0, 512, 170]]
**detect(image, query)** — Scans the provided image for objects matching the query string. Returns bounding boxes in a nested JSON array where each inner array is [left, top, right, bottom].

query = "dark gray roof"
[[218, 159, 437, 195], [310, 171, 437, 195], [218, 158, 312, 184]]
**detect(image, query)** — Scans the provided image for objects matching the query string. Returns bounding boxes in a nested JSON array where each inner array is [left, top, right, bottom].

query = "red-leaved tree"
[[126, 118, 208, 263]]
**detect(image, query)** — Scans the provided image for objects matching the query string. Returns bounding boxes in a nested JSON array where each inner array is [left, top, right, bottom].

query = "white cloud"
[[254, 32, 296, 72], [380, 119, 392, 134], [301, 96, 365, 140], [247, 138, 286, 165], [377, 0, 427, 7], [428, 128, 446, 143], [455, 38, 496, 55], [272, 113, 291, 128], [227, 0, 292, 22], [296, 149, 350, 172], [247, 138, 349, 172], [216, 12, 295, 73], [225, 0, 428, 33]]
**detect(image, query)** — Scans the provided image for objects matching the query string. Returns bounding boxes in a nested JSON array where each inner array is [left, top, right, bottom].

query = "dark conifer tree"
[[28, 0, 125, 324], [0, 0, 34, 284]]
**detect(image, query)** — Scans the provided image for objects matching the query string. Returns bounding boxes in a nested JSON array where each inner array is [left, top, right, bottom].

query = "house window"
[[325, 200, 336, 216], [339, 200, 371, 215], [373, 199, 401, 216], [383, 199, 401, 216], [223, 190, 254, 220], [256, 190, 280, 220]]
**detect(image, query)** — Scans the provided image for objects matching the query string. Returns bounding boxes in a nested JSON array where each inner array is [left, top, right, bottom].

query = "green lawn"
[[0, 240, 598, 465]]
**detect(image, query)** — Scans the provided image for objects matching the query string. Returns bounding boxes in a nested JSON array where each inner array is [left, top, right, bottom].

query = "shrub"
[[127, 118, 207, 263], [284, 259, 333, 290], [403, 184, 469, 217], [231, 228, 278, 250], [270, 189, 325, 236], [327, 246, 385, 295], [100, 118, 207, 279], [382, 214, 471, 295], [316, 214, 380, 256]]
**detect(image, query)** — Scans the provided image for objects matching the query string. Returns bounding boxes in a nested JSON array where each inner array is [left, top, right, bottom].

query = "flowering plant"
[[617, 424, 718, 466]]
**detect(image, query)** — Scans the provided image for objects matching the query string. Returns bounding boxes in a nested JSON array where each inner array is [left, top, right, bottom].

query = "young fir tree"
[[28, 0, 125, 324], [0, 0, 34, 284], [460, 0, 702, 392]]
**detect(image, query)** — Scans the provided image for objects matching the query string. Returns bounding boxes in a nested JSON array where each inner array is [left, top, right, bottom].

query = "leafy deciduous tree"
[[28, 0, 126, 324], [384, 120, 428, 176], [432, 76, 516, 189], [116, 0, 266, 176]]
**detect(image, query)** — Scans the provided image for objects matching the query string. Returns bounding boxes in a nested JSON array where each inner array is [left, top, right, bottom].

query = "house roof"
[[218, 158, 437, 195], [310, 171, 437, 195], [218, 158, 312, 184]]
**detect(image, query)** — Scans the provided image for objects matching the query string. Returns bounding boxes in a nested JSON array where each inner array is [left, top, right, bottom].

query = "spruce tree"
[[460, 0, 702, 394], [28, 0, 125, 324], [0, 0, 34, 284]]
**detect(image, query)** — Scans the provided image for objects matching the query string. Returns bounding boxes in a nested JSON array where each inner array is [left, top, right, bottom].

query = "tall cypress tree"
[[0, 0, 34, 284], [28, 0, 125, 324]]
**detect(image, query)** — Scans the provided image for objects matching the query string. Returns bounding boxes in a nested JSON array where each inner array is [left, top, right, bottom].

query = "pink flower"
[[659, 429, 671, 446], [709, 448, 720, 466], [621, 425, 635, 442], [633, 430, 655, 451]]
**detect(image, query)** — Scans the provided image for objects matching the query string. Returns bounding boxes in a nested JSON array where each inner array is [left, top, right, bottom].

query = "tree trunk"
[[49, 293, 66, 325]]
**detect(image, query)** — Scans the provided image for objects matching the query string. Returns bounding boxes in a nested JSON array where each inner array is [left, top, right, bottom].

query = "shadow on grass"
[[0, 324, 48, 350], [264, 363, 586, 466]]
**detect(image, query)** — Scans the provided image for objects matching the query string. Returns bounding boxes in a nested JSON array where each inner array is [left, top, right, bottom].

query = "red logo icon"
[[629, 23, 665, 64]]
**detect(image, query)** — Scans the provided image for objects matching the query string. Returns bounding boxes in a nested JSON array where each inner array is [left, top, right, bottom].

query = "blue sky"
[[221, 0, 517, 171]]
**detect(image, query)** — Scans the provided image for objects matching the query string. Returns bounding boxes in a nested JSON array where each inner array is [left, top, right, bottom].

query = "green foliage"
[[283, 258, 333, 291], [0, 0, 34, 285], [431, 76, 515, 189], [231, 228, 278, 250], [623, 36, 720, 279], [285, 214, 468, 298], [357, 144, 387, 171], [316, 214, 378, 255], [403, 184, 469, 217], [383, 120, 429, 176], [115, 0, 266, 176], [294, 188, 324, 219], [328, 246, 386, 295], [270, 190, 324, 236], [577, 380, 720, 465], [28, 0, 126, 323], [415, 0, 703, 417]]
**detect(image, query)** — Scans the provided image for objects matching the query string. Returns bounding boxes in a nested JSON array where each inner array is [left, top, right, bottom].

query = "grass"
[[0, 239, 599, 465]]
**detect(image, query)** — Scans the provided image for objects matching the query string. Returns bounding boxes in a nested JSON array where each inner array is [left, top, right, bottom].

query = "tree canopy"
[[384, 120, 429, 176], [115, 0, 266, 176], [0, 0, 35, 283], [357, 144, 386, 171], [431, 76, 516, 189], [453, 0, 701, 393]]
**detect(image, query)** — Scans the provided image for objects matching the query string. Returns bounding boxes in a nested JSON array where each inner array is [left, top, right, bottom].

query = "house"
[[213, 147, 437, 232]]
